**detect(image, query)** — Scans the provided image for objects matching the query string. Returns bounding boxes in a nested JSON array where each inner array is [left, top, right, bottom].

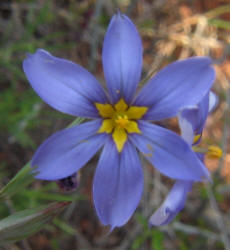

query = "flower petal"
[[180, 92, 209, 134], [134, 57, 215, 120], [112, 128, 127, 152], [209, 91, 219, 112], [178, 113, 194, 145], [149, 180, 193, 226], [196, 152, 205, 162], [178, 92, 209, 145], [130, 121, 210, 181], [23, 49, 108, 118], [102, 12, 142, 104], [93, 138, 143, 228], [32, 120, 107, 180], [126, 106, 148, 119], [98, 119, 114, 133]]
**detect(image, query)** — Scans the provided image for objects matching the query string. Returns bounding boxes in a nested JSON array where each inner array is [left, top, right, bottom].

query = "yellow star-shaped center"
[[95, 99, 148, 152]]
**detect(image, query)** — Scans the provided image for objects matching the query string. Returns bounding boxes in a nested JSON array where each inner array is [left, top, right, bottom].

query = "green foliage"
[[0, 202, 70, 245], [53, 218, 76, 235], [0, 163, 33, 199], [0, 88, 41, 147], [0, 115, 85, 243], [0, 1, 77, 147], [209, 19, 230, 29], [132, 213, 164, 250]]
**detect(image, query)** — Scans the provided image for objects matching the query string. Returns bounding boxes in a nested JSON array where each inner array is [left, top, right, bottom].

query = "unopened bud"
[[56, 173, 79, 192]]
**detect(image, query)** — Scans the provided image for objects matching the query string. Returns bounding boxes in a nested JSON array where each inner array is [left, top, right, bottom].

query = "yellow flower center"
[[115, 115, 129, 129], [95, 99, 148, 152]]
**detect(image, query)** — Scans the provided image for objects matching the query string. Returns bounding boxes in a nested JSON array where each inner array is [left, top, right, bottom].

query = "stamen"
[[193, 134, 201, 144], [192, 145, 222, 159], [115, 115, 129, 129], [207, 145, 222, 159]]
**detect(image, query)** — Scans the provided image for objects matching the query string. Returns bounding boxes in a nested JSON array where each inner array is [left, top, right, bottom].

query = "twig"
[[216, 89, 230, 175], [119, 223, 145, 250], [172, 222, 220, 241], [205, 183, 230, 250], [74, 231, 94, 250], [125, 0, 139, 15], [212, 45, 230, 65], [88, 0, 104, 71], [20, 240, 31, 250]]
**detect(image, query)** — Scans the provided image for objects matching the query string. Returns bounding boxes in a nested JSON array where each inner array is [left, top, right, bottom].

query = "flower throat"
[[95, 99, 148, 152]]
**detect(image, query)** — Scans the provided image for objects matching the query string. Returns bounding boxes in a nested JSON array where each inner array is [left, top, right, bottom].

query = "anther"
[[115, 115, 129, 129], [207, 145, 222, 159], [192, 145, 223, 159]]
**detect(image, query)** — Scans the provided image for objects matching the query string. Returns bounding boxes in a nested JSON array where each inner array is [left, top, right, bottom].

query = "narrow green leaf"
[[0, 163, 34, 199], [209, 18, 230, 29], [151, 230, 164, 250], [68, 117, 85, 128], [0, 202, 70, 245], [132, 235, 146, 250], [23, 189, 85, 202], [206, 5, 230, 19], [53, 218, 76, 235]]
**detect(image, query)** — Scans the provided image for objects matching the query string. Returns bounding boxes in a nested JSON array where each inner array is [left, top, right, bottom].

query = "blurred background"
[[0, 0, 230, 249]]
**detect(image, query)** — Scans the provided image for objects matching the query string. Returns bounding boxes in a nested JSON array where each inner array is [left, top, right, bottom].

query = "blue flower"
[[149, 92, 218, 226], [23, 12, 215, 228]]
